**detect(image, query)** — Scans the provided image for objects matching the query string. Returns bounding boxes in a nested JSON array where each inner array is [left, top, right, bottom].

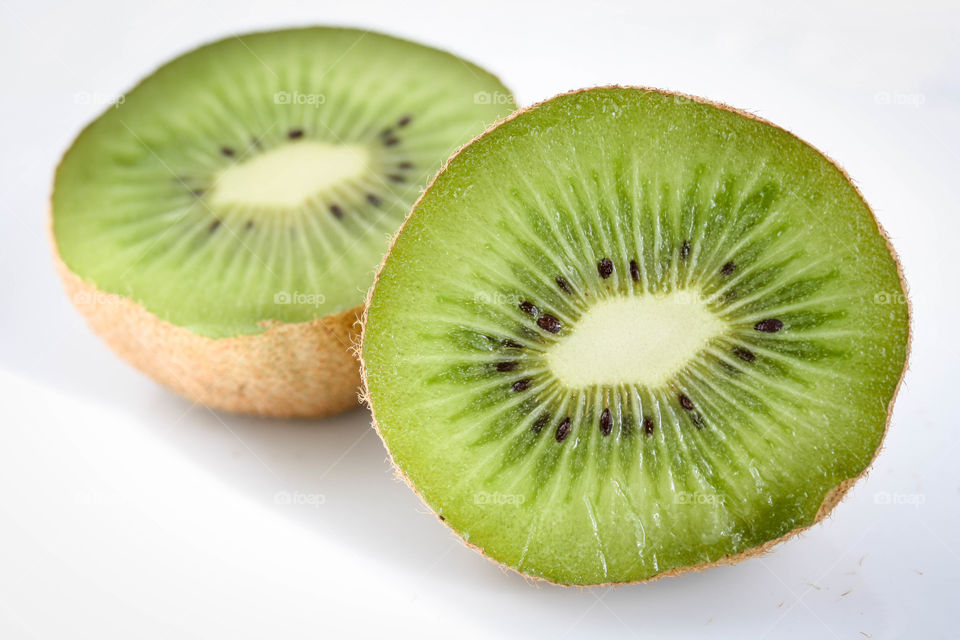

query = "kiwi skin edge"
[[358, 85, 912, 586], [53, 242, 363, 417]]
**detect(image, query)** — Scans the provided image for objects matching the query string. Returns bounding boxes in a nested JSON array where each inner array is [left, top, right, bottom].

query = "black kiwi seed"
[[287, 128, 304, 139], [380, 128, 393, 137], [643, 417, 655, 435], [536, 314, 562, 334], [532, 413, 551, 433], [519, 301, 538, 316], [512, 378, 532, 392], [397, 115, 412, 127], [555, 417, 571, 442], [496, 361, 519, 372], [598, 257, 614, 279], [502, 339, 524, 349], [383, 137, 400, 147], [208, 220, 221, 233], [691, 413, 706, 429], [555, 276, 573, 295], [754, 318, 784, 333], [387, 174, 405, 183], [190, 188, 206, 198], [629, 259, 641, 282], [330, 204, 345, 219], [733, 346, 756, 362], [680, 240, 691, 260], [599, 408, 612, 436], [721, 261, 737, 276], [366, 194, 382, 206], [245, 220, 254, 231], [678, 393, 695, 411], [398, 161, 414, 170], [220, 146, 235, 157]]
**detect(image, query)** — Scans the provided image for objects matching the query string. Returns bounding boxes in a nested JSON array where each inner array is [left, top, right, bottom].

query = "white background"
[[1, 1, 958, 638]]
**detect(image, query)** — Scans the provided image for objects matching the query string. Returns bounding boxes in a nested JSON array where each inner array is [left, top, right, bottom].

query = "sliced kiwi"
[[362, 87, 910, 585], [52, 27, 514, 416]]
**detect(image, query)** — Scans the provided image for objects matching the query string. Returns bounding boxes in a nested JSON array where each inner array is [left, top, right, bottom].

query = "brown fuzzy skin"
[[359, 85, 912, 586], [55, 250, 363, 417]]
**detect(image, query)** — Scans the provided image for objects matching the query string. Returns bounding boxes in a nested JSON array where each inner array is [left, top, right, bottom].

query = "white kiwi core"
[[546, 292, 728, 389], [210, 141, 373, 209]]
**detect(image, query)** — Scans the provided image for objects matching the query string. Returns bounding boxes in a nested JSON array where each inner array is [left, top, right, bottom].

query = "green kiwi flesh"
[[362, 87, 910, 585], [53, 27, 514, 338]]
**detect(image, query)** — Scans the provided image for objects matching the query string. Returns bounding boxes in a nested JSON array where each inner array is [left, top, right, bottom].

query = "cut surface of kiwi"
[[362, 87, 910, 584], [52, 27, 514, 416]]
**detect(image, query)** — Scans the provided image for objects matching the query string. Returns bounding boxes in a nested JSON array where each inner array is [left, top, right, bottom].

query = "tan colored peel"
[[55, 248, 363, 417], [359, 85, 912, 586]]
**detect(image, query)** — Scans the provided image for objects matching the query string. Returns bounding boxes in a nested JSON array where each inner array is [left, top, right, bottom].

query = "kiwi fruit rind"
[[51, 27, 515, 417], [361, 87, 910, 585]]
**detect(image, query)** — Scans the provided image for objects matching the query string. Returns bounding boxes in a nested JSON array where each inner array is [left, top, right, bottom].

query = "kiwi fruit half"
[[52, 27, 514, 417], [361, 87, 910, 585]]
